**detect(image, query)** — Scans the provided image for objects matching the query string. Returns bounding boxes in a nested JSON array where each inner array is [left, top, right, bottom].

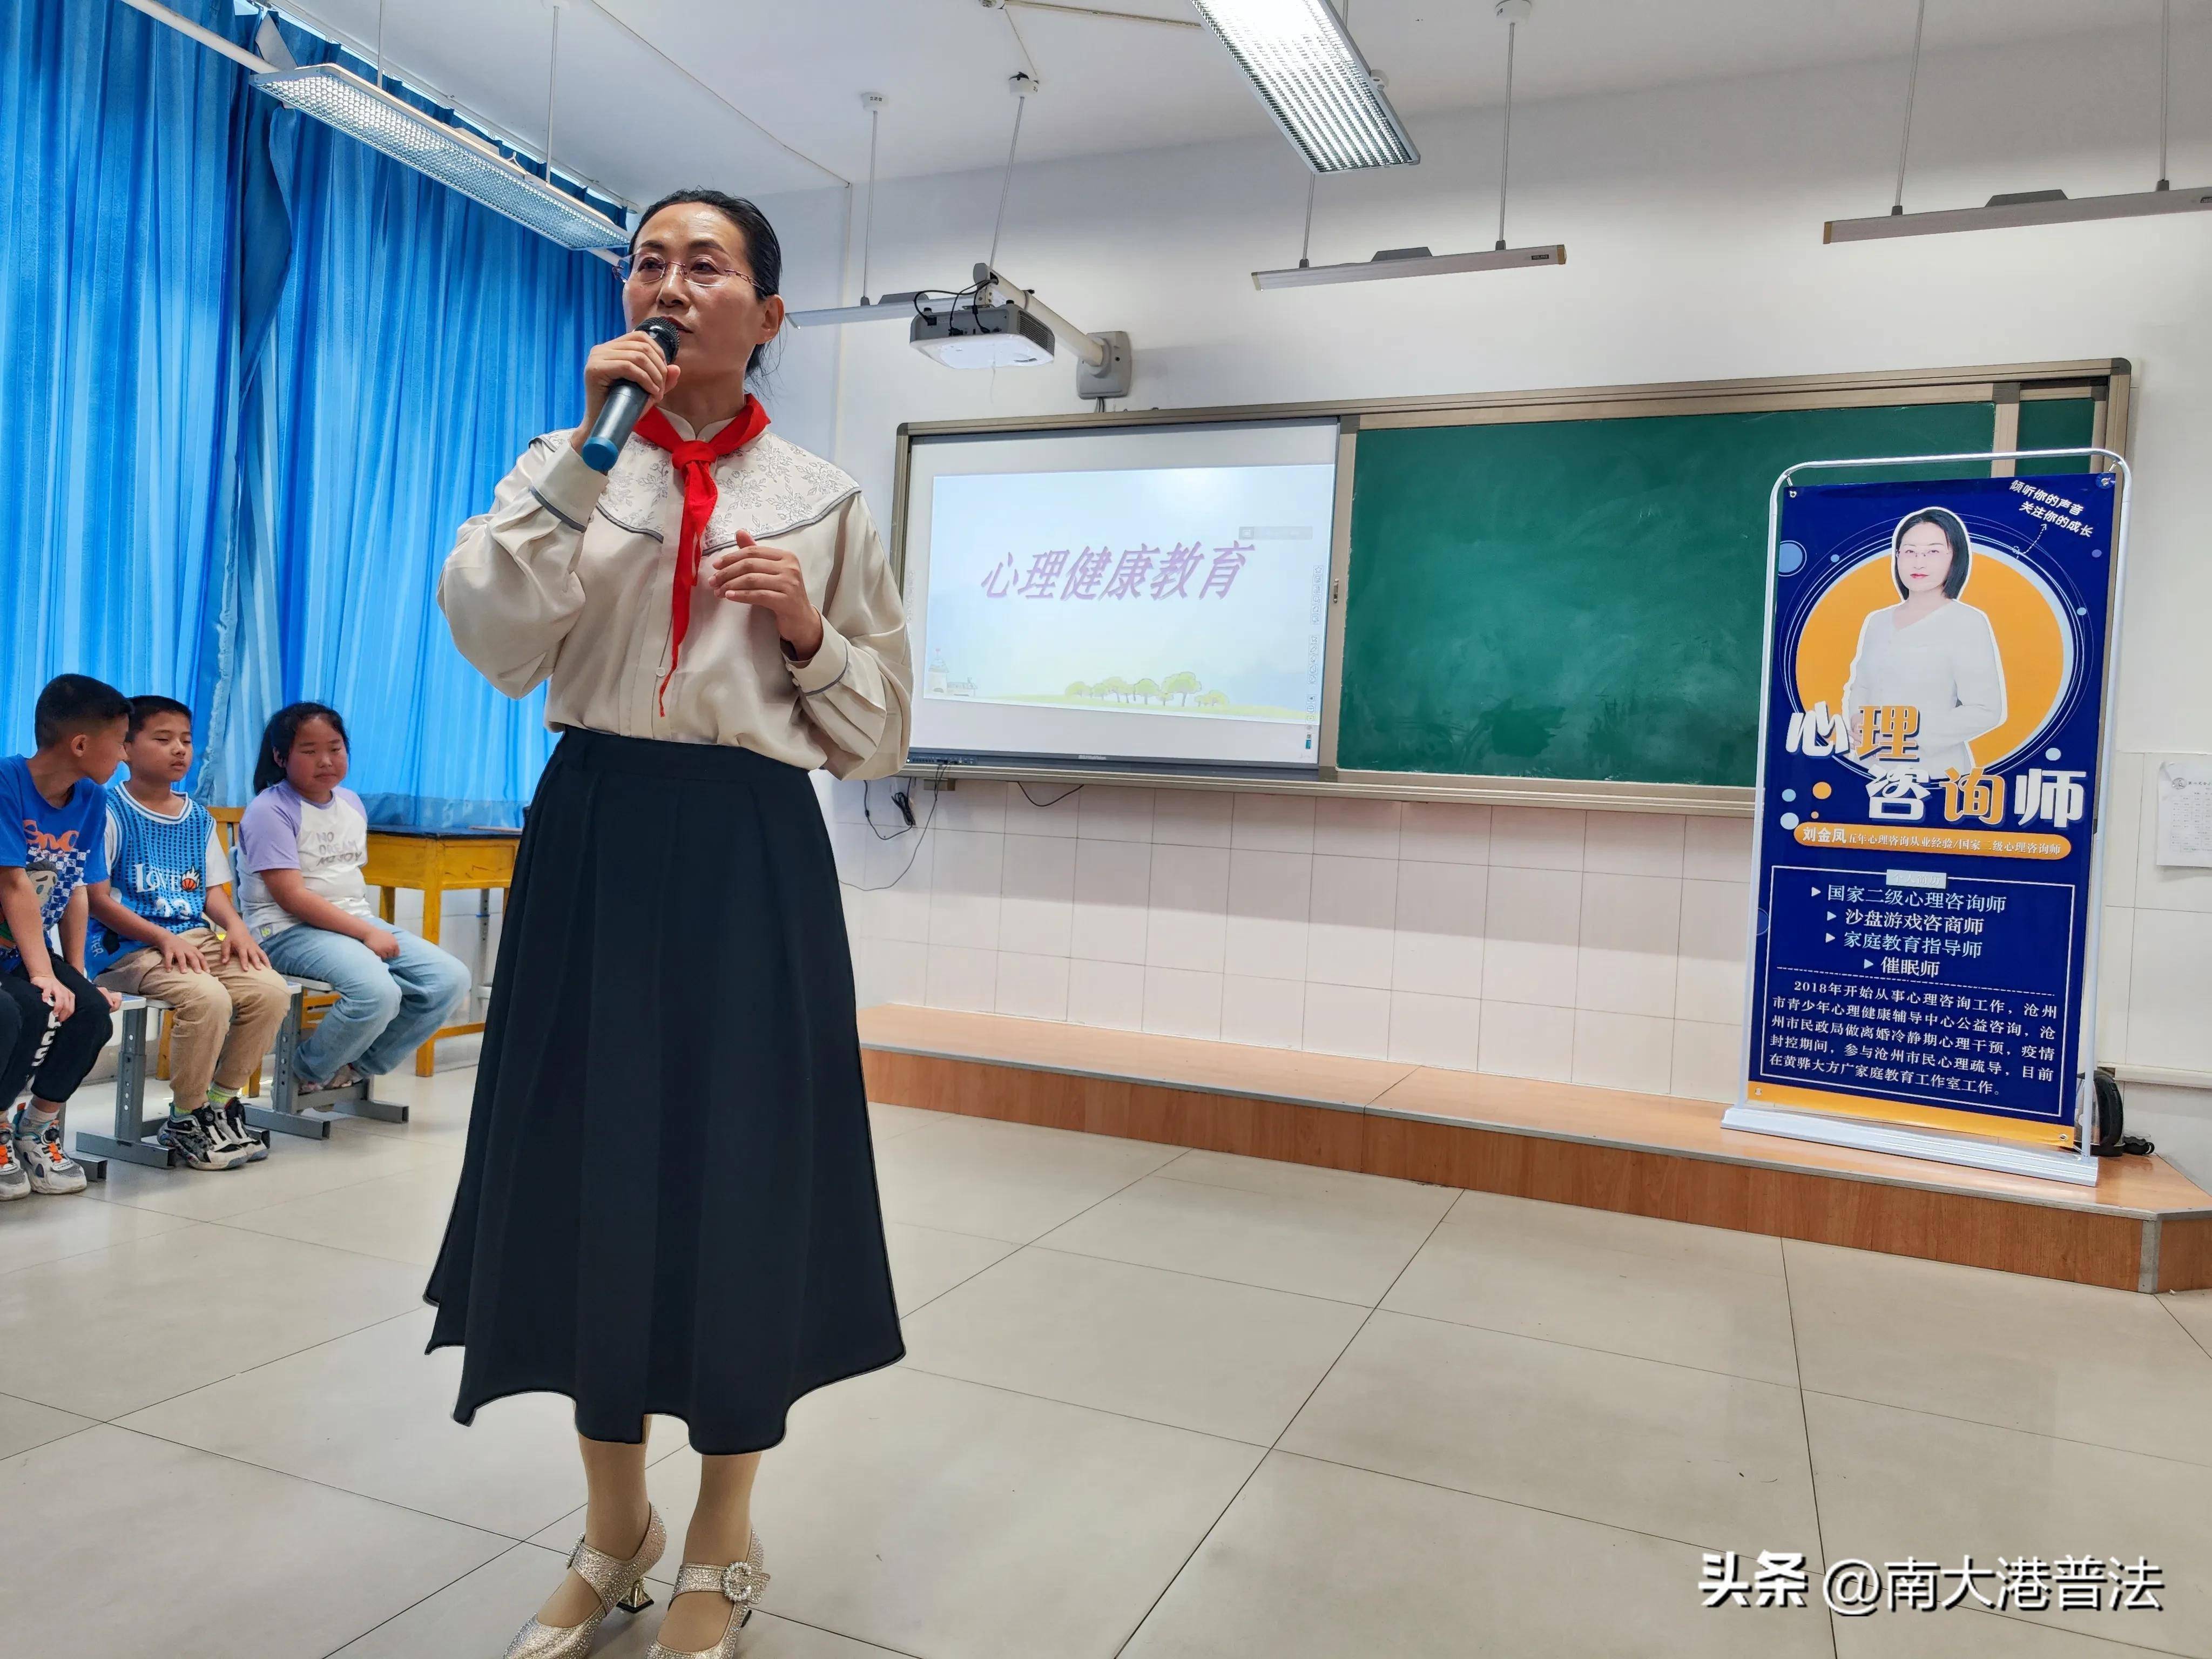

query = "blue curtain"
[[0, 0, 254, 754], [5, 0, 624, 824]]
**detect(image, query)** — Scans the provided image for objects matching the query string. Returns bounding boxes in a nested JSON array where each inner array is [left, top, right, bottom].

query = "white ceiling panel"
[[267, 0, 2208, 206]]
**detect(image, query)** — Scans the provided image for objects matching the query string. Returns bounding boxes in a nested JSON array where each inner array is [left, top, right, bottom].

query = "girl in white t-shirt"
[[235, 704, 471, 1094]]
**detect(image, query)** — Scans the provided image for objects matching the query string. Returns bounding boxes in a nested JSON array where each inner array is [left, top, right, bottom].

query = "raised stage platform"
[[857, 1006, 2212, 1293]]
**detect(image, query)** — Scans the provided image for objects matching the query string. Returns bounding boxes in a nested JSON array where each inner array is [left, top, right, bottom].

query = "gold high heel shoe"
[[645, 1532, 768, 1658], [502, 1506, 666, 1659]]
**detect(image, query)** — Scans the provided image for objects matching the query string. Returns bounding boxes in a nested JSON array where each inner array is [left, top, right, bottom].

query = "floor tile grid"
[[1778, 1231, 1845, 1659], [2165, 1298, 2212, 1365], [1106, 1181, 1466, 1657]]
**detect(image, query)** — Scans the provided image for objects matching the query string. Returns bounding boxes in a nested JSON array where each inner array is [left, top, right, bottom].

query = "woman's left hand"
[[709, 532, 824, 662]]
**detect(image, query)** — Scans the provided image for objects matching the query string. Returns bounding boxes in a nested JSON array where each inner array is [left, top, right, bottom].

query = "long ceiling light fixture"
[[1190, 0, 1418, 172], [248, 0, 628, 251], [1826, 0, 2209, 242], [1253, 0, 1563, 289]]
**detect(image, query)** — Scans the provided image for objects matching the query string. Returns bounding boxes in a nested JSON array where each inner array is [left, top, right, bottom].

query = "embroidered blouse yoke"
[[440, 416, 912, 779]]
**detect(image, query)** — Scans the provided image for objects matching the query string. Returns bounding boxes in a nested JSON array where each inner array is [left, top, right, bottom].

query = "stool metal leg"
[[240, 986, 331, 1141], [71, 1001, 162, 1174]]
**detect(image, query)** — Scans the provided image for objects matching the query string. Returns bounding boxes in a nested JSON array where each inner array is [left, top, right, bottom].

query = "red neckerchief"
[[632, 395, 773, 715]]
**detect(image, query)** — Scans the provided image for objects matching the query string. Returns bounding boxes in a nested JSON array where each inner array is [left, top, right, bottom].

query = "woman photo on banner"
[[1841, 506, 2007, 779]]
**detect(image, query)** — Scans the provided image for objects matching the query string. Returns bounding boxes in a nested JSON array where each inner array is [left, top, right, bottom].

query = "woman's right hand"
[[569, 331, 682, 454]]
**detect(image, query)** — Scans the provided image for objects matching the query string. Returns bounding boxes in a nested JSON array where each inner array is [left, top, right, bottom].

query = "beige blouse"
[[439, 413, 912, 780]]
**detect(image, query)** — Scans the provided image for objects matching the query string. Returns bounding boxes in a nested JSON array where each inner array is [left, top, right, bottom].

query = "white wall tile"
[[1152, 789, 1236, 847], [1576, 872, 1682, 1017], [1682, 814, 1756, 882], [1221, 975, 1305, 1049], [1147, 844, 1231, 972], [1675, 878, 1751, 1025], [1231, 792, 1316, 853], [1670, 1020, 1743, 1103], [829, 821, 868, 887], [1144, 967, 1225, 1039], [927, 830, 1004, 949], [1582, 812, 1685, 877], [1003, 780, 1083, 838], [1225, 849, 1312, 981], [930, 778, 1007, 834], [1067, 957, 1145, 1031], [1392, 861, 1485, 997], [1478, 1000, 1575, 1082], [1313, 798, 1402, 859], [995, 951, 1071, 1022], [1302, 982, 1392, 1060], [999, 834, 1076, 956], [1389, 991, 1483, 1070], [1077, 785, 1155, 842], [2094, 904, 2133, 1062], [924, 945, 997, 1013], [1572, 1010, 1675, 1095], [862, 938, 928, 1008], [1488, 806, 1584, 871], [860, 830, 933, 943], [1070, 839, 1152, 963], [1307, 854, 1398, 988], [2135, 753, 2212, 915], [1481, 866, 1581, 1008], [2127, 908, 2212, 1073], [1398, 800, 1491, 866], [2098, 751, 2144, 908], [824, 776, 869, 826]]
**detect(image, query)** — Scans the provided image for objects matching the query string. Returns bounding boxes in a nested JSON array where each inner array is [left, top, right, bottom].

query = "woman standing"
[[428, 190, 911, 1659]]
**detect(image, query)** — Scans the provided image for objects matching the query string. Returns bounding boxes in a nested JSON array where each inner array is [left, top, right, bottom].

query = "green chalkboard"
[[2018, 396, 2098, 472], [1336, 401, 2000, 788]]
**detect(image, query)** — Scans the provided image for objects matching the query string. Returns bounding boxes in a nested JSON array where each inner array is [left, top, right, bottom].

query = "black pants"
[[0, 960, 111, 1111]]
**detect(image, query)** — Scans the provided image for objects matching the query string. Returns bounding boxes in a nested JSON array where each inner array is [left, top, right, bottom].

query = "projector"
[[909, 301, 1055, 369]]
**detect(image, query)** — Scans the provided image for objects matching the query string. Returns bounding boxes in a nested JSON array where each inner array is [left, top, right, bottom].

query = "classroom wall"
[[767, 20, 2212, 1164]]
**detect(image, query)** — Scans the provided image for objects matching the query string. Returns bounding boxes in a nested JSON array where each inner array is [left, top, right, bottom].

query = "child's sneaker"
[[0, 1135, 27, 1201], [11, 1111, 87, 1195], [159, 1106, 248, 1172], [218, 1097, 269, 1162]]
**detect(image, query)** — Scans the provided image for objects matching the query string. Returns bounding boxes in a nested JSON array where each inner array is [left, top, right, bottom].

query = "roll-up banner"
[[1728, 453, 2129, 1185]]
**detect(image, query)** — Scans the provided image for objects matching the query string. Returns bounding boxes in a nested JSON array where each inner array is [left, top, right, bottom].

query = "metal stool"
[[239, 978, 408, 1141]]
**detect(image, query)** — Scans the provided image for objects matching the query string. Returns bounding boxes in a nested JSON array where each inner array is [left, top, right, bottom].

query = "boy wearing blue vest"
[[86, 697, 289, 1172]]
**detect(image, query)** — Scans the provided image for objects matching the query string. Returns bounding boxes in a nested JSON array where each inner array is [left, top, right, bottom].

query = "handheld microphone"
[[579, 317, 681, 473]]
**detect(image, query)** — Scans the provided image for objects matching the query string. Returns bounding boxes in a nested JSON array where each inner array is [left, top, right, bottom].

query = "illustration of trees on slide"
[[1044, 672, 1246, 709]]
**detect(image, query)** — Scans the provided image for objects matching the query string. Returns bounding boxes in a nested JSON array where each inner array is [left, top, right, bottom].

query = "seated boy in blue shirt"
[[0, 675, 127, 1201]]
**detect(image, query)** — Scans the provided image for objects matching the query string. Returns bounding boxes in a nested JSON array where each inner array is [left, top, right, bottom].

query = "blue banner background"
[[1748, 471, 2119, 1132]]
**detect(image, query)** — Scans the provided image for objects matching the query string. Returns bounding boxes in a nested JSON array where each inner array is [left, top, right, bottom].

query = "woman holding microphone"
[[428, 190, 910, 1659]]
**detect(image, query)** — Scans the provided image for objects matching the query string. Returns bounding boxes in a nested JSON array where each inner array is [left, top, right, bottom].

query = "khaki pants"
[[97, 928, 291, 1106]]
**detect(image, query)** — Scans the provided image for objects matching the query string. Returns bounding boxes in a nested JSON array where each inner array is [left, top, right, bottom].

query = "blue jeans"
[[262, 925, 473, 1083]]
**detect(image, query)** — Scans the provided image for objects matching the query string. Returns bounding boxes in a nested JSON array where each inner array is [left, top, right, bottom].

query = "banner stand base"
[[1723, 1103, 2096, 1187]]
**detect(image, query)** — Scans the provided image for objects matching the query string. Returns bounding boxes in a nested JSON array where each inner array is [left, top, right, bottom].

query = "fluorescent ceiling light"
[[1253, 242, 1563, 288], [251, 64, 628, 251], [1190, 0, 1418, 173], [789, 294, 924, 328], [1826, 185, 2212, 242]]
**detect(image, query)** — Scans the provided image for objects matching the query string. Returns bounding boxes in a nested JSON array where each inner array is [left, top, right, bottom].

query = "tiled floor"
[[3, 1069, 2210, 1658]]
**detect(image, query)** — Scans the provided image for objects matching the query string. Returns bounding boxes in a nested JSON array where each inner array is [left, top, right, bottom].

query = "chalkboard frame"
[[889, 358, 2130, 816]]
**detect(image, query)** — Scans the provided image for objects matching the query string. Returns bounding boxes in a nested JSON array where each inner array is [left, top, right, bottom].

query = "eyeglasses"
[[618, 253, 764, 292]]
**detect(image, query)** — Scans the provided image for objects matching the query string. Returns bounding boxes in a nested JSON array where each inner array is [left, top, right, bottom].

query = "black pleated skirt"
[[424, 729, 905, 1454]]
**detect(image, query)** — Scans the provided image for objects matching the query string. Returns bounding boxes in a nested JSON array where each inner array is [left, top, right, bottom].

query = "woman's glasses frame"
[[617, 253, 766, 294]]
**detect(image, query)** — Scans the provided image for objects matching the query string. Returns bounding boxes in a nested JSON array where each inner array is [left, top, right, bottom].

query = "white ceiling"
[[273, 0, 2206, 206]]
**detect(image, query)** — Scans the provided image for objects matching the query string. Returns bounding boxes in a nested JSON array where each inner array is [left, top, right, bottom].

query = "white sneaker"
[[218, 1097, 269, 1162], [159, 1105, 250, 1172], [0, 1135, 27, 1201], [11, 1112, 87, 1196]]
